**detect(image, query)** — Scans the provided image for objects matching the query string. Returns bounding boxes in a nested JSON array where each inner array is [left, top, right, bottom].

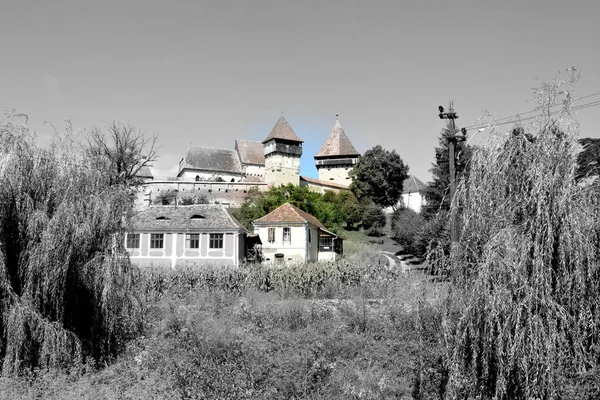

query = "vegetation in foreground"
[[0, 253, 448, 399]]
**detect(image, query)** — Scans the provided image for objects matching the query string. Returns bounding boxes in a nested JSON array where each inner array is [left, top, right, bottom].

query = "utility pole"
[[438, 101, 466, 244]]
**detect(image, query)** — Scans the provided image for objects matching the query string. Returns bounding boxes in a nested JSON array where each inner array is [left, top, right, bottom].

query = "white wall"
[[317, 166, 353, 185], [383, 192, 425, 214], [244, 164, 264, 178], [264, 153, 301, 186], [178, 170, 242, 182], [255, 223, 309, 263]]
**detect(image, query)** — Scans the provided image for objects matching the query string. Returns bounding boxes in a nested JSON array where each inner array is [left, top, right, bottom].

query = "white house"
[[383, 175, 428, 214], [401, 175, 427, 213], [253, 202, 342, 263], [126, 204, 247, 268]]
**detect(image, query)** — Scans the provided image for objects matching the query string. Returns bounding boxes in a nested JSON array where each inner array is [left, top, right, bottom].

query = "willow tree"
[[0, 113, 141, 374], [441, 69, 600, 398]]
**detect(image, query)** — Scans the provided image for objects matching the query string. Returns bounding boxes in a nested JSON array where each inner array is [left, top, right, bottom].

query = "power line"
[[483, 92, 600, 125], [464, 96, 600, 132]]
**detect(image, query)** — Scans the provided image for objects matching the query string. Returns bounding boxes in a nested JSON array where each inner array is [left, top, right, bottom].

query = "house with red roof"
[[253, 202, 342, 263]]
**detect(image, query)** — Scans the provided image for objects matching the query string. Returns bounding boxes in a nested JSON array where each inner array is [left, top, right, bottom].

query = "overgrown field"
[[0, 256, 448, 399]]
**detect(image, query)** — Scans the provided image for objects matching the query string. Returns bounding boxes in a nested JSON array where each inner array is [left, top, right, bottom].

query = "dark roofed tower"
[[262, 115, 303, 186], [314, 119, 360, 185]]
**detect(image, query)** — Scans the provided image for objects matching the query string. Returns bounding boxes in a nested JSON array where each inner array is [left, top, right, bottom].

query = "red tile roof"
[[235, 139, 265, 165], [262, 115, 303, 144], [314, 120, 360, 158], [300, 176, 350, 190], [253, 202, 325, 230]]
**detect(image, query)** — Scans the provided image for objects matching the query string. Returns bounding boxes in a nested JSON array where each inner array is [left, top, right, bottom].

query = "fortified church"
[[141, 115, 361, 206]]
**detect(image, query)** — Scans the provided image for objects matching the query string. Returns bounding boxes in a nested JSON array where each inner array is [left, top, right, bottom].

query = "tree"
[[231, 184, 382, 233], [0, 113, 140, 375], [575, 137, 600, 182], [438, 69, 600, 398], [422, 127, 472, 218], [349, 145, 409, 210], [86, 121, 159, 186]]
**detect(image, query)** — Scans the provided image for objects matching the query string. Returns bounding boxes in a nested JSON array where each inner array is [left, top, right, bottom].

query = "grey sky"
[[2, 0, 600, 181]]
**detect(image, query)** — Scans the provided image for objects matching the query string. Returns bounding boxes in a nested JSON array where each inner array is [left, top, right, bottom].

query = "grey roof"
[[235, 139, 265, 165], [315, 120, 360, 158], [180, 146, 243, 174], [262, 115, 303, 144], [131, 205, 245, 231], [135, 165, 154, 179], [403, 175, 427, 194]]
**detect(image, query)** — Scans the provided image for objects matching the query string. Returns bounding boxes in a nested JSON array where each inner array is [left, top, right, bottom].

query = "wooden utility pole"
[[438, 101, 466, 244]]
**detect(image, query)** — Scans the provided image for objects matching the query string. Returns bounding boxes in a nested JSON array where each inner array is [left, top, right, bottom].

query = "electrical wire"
[[463, 96, 600, 132], [468, 92, 600, 126]]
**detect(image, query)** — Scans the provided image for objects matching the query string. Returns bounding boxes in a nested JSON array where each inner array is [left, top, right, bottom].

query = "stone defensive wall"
[[138, 179, 269, 208]]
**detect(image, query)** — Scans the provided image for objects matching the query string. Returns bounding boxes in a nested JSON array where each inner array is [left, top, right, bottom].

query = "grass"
[[0, 261, 448, 399]]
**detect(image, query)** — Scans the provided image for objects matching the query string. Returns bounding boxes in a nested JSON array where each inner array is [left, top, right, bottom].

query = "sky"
[[2, 0, 600, 182]]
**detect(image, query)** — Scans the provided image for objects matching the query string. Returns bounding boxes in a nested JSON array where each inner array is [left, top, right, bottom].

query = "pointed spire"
[[314, 118, 360, 157], [262, 115, 303, 144]]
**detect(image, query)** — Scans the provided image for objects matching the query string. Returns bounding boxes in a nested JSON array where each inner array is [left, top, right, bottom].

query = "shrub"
[[391, 208, 425, 254]]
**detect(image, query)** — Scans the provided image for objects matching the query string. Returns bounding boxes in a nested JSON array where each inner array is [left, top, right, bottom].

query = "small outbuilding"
[[253, 202, 342, 263]]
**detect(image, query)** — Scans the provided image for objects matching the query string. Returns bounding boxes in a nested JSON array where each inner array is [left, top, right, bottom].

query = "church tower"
[[263, 115, 303, 186], [314, 118, 361, 185]]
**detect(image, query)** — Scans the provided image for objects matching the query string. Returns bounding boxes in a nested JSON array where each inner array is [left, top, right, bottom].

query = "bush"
[[391, 208, 425, 254]]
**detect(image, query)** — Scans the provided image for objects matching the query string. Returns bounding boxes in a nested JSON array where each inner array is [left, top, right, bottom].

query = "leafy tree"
[[349, 145, 409, 210], [0, 113, 140, 375], [422, 126, 472, 218], [232, 184, 382, 233], [86, 121, 158, 186]]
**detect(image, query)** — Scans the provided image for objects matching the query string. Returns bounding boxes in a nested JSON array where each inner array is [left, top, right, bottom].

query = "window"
[[268, 227, 275, 243], [308, 229, 311, 243], [209, 233, 223, 249], [319, 236, 333, 252], [126, 233, 140, 249], [150, 233, 164, 249], [283, 227, 291, 243], [186, 233, 200, 249]]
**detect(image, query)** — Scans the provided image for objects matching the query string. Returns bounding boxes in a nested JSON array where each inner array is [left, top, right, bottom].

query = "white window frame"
[[283, 227, 291, 243], [126, 233, 140, 249], [150, 233, 164, 249], [186, 233, 200, 249]]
